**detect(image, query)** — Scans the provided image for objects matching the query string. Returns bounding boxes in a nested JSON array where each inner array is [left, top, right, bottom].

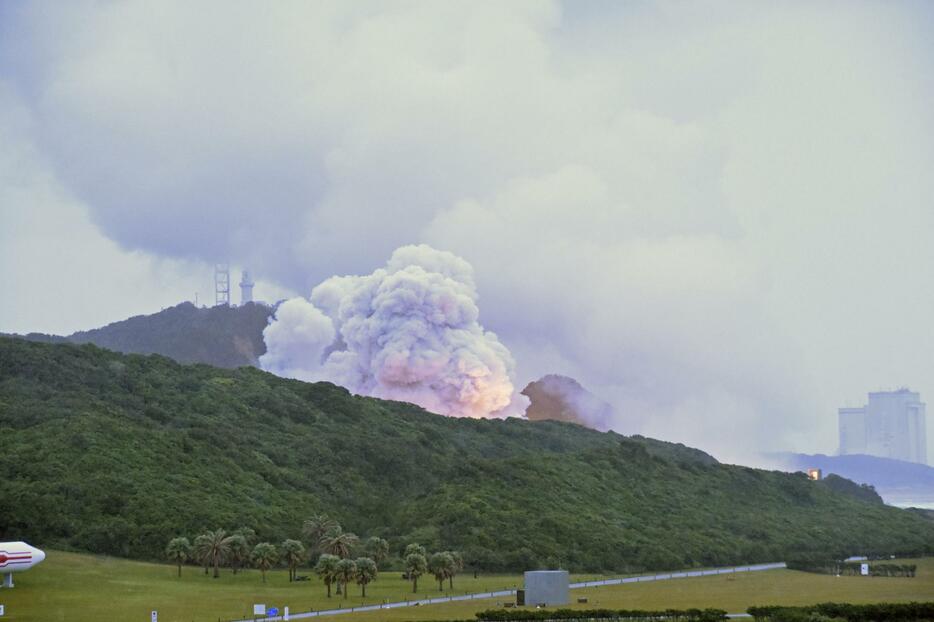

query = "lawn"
[[330, 558, 934, 622], [0, 551, 595, 622], [0, 553, 931, 622]]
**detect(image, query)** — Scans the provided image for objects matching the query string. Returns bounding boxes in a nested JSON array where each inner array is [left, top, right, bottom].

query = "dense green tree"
[[251, 542, 278, 584], [428, 551, 454, 591], [232, 527, 257, 546], [223, 534, 250, 574], [165, 537, 191, 578], [335, 558, 357, 599], [281, 539, 305, 582], [354, 557, 378, 597], [365, 536, 390, 568], [315, 554, 340, 598], [194, 529, 231, 579], [405, 552, 427, 593]]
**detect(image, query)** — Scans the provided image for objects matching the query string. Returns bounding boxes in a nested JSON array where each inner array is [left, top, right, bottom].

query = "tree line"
[[164, 514, 463, 596], [164, 527, 289, 583]]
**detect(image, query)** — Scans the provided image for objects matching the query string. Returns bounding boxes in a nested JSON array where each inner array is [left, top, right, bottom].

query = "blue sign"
[[268, 607, 279, 616]]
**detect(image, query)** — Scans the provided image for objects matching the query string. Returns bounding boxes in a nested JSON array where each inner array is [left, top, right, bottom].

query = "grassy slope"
[[2, 552, 932, 622], [2, 338, 934, 572]]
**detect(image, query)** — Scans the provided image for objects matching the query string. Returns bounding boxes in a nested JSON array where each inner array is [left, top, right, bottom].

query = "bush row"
[[472, 608, 728, 622], [748, 602, 934, 622], [841, 563, 916, 577], [786, 558, 917, 577]]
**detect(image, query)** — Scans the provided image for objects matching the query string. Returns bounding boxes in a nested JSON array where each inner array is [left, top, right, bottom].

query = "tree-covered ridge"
[[1, 337, 932, 573], [4, 301, 273, 368]]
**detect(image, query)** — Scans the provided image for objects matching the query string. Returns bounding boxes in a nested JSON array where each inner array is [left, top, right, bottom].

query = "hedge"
[[472, 608, 728, 622], [748, 602, 934, 622]]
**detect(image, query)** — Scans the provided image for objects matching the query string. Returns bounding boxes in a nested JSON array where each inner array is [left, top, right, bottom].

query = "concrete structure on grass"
[[523, 570, 569, 606]]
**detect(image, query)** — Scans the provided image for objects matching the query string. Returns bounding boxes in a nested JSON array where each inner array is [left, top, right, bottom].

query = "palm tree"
[[365, 537, 390, 568], [320, 529, 359, 559], [302, 514, 339, 555], [315, 554, 340, 598], [281, 539, 305, 582], [335, 558, 357, 599], [446, 551, 463, 589], [320, 529, 358, 594], [223, 534, 249, 574], [165, 537, 191, 578], [404, 543, 426, 558], [193, 534, 211, 575], [404, 552, 427, 594], [194, 529, 231, 579], [355, 557, 378, 598], [428, 552, 454, 591], [252, 542, 278, 584]]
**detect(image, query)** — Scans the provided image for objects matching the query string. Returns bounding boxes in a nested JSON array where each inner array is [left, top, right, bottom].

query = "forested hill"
[[771, 452, 934, 504], [2, 338, 933, 573], [7, 301, 273, 368]]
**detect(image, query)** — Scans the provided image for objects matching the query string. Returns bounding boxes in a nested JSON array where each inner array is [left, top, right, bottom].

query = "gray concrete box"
[[523, 570, 569, 606]]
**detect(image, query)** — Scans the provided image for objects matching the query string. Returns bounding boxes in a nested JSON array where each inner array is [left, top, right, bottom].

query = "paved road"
[[238, 562, 786, 622]]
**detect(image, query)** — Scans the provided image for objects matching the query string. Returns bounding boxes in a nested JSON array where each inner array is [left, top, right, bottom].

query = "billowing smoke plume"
[[260, 245, 523, 418], [7, 3, 934, 461], [259, 298, 335, 380]]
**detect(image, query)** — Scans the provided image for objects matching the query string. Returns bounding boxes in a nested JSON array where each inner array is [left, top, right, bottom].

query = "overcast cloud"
[[2, 1, 933, 463]]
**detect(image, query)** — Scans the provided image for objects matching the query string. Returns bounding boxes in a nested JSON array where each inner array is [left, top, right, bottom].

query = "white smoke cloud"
[[261, 245, 523, 419], [423, 165, 810, 460], [4, 2, 934, 462], [259, 297, 335, 381]]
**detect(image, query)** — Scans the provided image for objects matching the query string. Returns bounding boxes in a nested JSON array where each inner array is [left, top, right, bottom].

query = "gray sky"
[[2, 1, 933, 463]]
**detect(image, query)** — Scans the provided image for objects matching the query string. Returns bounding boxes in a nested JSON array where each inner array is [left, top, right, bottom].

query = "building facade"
[[838, 389, 927, 464]]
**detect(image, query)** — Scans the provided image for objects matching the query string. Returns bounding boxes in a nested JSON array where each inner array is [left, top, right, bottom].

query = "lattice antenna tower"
[[214, 263, 230, 306]]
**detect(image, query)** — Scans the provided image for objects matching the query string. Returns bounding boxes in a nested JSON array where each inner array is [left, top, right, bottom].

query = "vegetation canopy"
[[2, 338, 934, 572]]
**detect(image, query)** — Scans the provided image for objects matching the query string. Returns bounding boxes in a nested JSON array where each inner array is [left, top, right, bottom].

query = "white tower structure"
[[214, 263, 230, 307], [839, 389, 927, 464], [240, 269, 255, 304]]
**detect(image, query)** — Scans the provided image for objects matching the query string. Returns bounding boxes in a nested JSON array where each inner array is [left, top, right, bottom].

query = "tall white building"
[[838, 389, 927, 464]]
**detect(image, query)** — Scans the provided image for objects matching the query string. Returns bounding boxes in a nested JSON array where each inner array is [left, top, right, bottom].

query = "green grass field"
[[334, 559, 934, 622], [0, 551, 590, 622], [1, 553, 931, 622]]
